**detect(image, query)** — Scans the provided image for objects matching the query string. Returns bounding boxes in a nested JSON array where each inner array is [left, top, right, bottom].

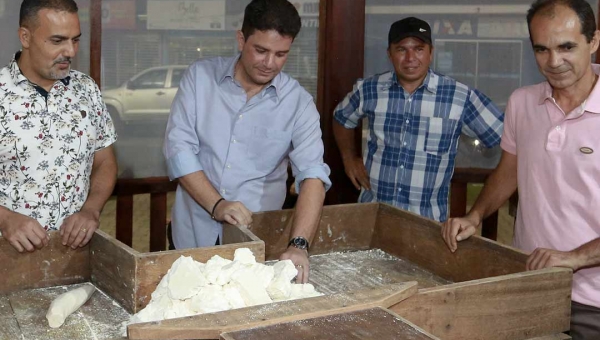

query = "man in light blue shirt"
[[163, 0, 330, 283]]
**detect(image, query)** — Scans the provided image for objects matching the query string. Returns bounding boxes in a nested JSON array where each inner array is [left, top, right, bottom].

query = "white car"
[[102, 65, 187, 124]]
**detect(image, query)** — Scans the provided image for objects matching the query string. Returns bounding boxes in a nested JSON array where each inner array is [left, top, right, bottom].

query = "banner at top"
[[147, 0, 226, 30]]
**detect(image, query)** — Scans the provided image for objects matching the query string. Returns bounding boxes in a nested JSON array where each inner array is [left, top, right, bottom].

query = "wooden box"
[[220, 307, 441, 340], [244, 203, 572, 340], [127, 203, 571, 340], [0, 224, 263, 338]]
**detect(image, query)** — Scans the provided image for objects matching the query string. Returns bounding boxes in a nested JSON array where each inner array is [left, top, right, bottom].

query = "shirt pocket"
[[247, 126, 292, 172], [424, 117, 459, 156]]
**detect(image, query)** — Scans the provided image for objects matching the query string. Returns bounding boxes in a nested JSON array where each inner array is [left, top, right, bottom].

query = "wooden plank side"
[[149, 192, 168, 252], [449, 181, 467, 218], [90, 230, 138, 314], [89, 0, 102, 86], [128, 282, 418, 339], [220, 307, 439, 340], [0, 295, 22, 339], [392, 268, 572, 340], [318, 0, 365, 206], [133, 241, 265, 312], [222, 223, 263, 244], [250, 203, 378, 261], [527, 334, 571, 340], [0, 231, 89, 294], [112, 177, 178, 196], [308, 250, 449, 295], [116, 194, 134, 247], [372, 204, 527, 282]]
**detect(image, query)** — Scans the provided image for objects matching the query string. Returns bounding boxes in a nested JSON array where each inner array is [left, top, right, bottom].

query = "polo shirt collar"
[[538, 63, 600, 115]]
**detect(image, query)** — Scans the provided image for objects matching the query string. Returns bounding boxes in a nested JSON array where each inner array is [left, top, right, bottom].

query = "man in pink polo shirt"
[[441, 0, 600, 338]]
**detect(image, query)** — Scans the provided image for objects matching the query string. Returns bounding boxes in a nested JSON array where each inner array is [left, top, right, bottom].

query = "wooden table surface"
[[1, 283, 130, 340], [220, 307, 439, 340]]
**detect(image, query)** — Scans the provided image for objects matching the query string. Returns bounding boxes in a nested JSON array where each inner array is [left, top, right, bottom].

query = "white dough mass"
[[128, 248, 322, 325], [46, 284, 96, 328]]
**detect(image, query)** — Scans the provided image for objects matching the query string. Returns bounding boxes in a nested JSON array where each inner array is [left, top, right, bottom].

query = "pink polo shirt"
[[501, 65, 600, 308]]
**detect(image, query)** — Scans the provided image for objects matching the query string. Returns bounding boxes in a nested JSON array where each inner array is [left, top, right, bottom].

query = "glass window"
[[101, 0, 320, 179], [0, 0, 90, 75], [130, 69, 167, 89], [170, 68, 185, 88], [0, 1, 22, 65], [363, 0, 598, 168]]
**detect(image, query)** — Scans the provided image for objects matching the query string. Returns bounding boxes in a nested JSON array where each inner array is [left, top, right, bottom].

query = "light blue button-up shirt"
[[164, 55, 331, 249]]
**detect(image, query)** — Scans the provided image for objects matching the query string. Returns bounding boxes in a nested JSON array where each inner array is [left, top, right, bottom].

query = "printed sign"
[[147, 0, 226, 30], [103, 1, 136, 30], [478, 18, 529, 38], [291, 0, 319, 17]]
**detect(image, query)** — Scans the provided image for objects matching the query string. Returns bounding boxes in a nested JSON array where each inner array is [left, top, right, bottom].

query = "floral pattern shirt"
[[0, 54, 117, 230]]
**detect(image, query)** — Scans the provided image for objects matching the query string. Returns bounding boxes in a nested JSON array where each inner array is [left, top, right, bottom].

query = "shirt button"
[[398, 188, 402, 192], [403, 142, 407, 146], [226, 164, 231, 169], [555, 126, 561, 131], [405, 120, 409, 124], [232, 139, 237, 143], [400, 165, 404, 169], [221, 189, 226, 194], [239, 114, 243, 119]]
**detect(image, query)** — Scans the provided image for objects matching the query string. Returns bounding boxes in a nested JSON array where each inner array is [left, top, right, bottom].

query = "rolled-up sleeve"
[[333, 80, 365, 129], [163, 65, 204, 180], [289, 98, 331, 193], [462, 89, 504, 148]]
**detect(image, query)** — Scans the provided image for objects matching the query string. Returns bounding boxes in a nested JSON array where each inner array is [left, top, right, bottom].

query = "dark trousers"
[[570, 300, 600, 340], [167, 222, 219, 250]]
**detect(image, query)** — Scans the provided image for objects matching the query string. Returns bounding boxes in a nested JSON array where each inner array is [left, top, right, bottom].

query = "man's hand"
[[342, 156, 370, 191], [213, 200, 252, 226], [60, 209, 100, 249], [0, 210, 49, 252], [441, 214, 481, 252], [280, 246, 310, 283], [526, 248, 584, 271]]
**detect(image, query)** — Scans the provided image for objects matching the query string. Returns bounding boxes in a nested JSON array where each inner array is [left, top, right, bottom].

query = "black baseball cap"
[[388, 17, 432, 46]]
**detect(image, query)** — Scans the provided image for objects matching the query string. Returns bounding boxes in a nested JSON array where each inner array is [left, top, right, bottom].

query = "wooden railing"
[[111, 168, 509, 252], [450, 168, 497, 239], [111, 177, 177, 252]]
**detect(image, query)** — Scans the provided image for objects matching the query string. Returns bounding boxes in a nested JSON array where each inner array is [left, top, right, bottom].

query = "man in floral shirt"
[[0, 0, 117, 253]]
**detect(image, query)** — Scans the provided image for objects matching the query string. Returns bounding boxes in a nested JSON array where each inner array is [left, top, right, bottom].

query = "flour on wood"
[[46, 284, 96, 328]]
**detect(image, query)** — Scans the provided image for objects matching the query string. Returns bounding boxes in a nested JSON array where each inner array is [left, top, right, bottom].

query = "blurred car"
[[102, 65, 187, 124]]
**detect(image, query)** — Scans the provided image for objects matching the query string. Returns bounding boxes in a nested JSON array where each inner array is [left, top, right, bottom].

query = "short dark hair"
[[526, 0, 596, 43], [241, 0, 302, 40], [20, 0, 78, 28]]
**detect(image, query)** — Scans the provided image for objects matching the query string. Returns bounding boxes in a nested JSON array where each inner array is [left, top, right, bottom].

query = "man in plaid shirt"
[[333, 17, 504, 222]]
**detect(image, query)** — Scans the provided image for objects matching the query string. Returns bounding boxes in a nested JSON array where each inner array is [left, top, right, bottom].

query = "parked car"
[[102, 65, 187, 124]]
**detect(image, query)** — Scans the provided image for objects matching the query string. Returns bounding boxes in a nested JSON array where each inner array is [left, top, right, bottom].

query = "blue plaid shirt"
[[334, 69, 503, 221]]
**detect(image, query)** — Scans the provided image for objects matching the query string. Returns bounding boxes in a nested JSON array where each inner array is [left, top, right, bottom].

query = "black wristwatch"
[[288, 236, 310, 251]]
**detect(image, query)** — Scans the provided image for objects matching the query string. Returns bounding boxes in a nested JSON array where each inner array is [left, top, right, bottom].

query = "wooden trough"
[[128, 203, 572, 340], [0, 224, 263, 339], [1, 203, 572, 339]]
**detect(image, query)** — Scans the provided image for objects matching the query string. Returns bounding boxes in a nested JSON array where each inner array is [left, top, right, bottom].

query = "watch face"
[[293, 237, 308, 249]]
